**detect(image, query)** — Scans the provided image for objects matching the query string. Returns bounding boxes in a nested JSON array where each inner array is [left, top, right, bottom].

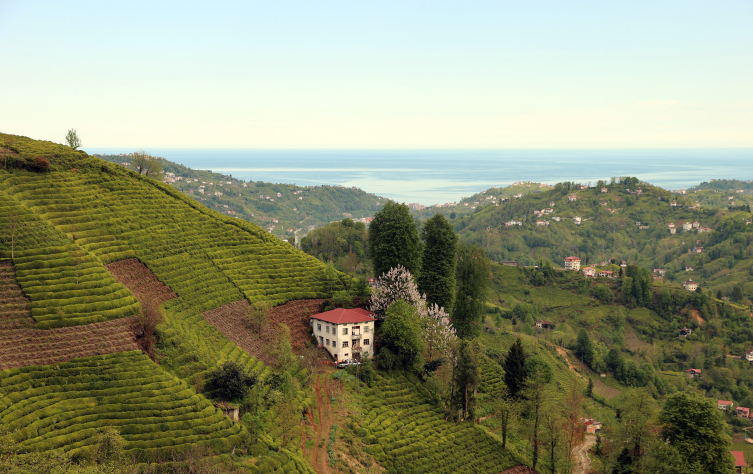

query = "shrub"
[[206, 361, 257, 400]]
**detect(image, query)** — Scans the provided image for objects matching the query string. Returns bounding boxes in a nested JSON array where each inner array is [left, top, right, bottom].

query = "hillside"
[[96, 153, 386, 239], [452, 179, 753, 300], [0, 133, 532, 474], [0, 132, 342, 471]]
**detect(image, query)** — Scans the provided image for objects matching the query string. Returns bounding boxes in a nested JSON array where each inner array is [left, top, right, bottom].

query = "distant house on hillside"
[[679, 327, 692, 337], [745, 351, 753, 362], [653, 269, 667, 276], [564, 256, 581, 271], [552, 216, 561, 222], [685, 368, 701, 379], [598, 270, 613, 278], [573, 216, 582, 225], [671, 200, 677, 207], [568, 194, 577, 202], [601, 187, 608, 193], [685, 266, 694, 272], [683, 222, 692, 231], [582, 419, 602, 434], [535, 320, 553, 329], [736, 407, 750, 418], [582, 267, 596, 278], [683, 280, 699, 291], [718, 400, 733, 410]]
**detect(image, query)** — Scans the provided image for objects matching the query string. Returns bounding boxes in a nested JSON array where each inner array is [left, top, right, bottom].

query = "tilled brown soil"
[[0, 261, 34, 330], [0, 316, 140, 370], [106, 258, 177, 305], [202, 299, 324, 366]]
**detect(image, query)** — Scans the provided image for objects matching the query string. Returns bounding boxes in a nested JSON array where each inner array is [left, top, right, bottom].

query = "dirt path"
[[691, 309, 705, 327], [573, 434, 597, 474], [312, 374, 333, 474], [556, 346, 585, 380], [555, 346, 620, 399]]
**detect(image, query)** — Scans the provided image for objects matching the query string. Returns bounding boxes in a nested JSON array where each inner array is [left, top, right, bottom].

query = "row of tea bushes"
[[0, 351, 247, 461], [1, 170, 336, 318], [0, 186, 140, 328], [360, 373, 520, 474]]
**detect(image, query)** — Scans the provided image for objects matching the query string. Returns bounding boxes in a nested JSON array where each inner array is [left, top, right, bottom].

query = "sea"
[[88, 148, 753, 206]]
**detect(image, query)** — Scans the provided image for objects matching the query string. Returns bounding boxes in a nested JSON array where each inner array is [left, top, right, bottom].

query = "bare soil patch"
[[624, 324, 651, 352], [0, 261, 34, 330], [691, 309, 705, 327], [202, 299, 324, 366], [573, 434, 597, 474], [555, 346, 620, 399], [106, 258, 177, 305], [0, 316, 140, 370]]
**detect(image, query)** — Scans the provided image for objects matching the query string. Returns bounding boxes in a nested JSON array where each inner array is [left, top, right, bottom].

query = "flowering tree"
[[371, 265, 457, 361]]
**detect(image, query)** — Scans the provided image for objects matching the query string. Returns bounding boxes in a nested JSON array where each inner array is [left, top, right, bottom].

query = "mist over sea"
[[88, 148, 753, 205]]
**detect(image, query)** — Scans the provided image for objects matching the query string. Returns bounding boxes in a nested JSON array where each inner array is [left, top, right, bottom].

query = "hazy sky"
[[1, 1, 751, 148]]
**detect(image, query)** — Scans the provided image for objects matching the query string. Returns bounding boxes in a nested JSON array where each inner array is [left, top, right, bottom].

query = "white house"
[[568, 194, 577, 202], [745, 351, 753, 362], [564, 256, 581, 271], [683, 280, 699, 291], [311, 308, 376, 362], [682, 222, 692, 232], [573, 216, 582, 225]]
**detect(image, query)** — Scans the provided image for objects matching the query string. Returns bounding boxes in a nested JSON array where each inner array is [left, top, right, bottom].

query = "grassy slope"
[[0, 133, 335, 471]]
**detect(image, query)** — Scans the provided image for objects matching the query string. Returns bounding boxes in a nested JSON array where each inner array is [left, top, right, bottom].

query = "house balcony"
[[351, 331, 362, 339]]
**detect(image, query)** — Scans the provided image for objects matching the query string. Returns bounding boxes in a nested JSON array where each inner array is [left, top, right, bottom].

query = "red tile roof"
[[732, 451, 745, 467], [719, 400, 733, 405], [311, 308, 376, 324], [565, 256, 581, 261]]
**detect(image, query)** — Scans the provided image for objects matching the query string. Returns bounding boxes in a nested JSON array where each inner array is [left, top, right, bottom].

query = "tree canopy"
[[418, 213, 458, 312], [504, 338, 527, 398], [657, 391, 734, 474], [368, 201, 421, 279], [377, 299, 425, 370], [452, 243, 490, 339]]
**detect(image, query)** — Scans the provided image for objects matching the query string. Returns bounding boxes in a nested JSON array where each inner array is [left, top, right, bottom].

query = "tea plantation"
[[360, 373, 521, 474], [0, 351, 247, 460]]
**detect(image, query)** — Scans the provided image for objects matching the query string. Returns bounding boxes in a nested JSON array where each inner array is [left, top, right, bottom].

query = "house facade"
[[685, 368, 701, 379], [564, 256, 581, 271], [683, 280, 699, 291], [718, 400, 733, 410], [311, 308, 377, 362]]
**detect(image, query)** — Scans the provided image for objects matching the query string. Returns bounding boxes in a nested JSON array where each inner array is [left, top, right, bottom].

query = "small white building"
[[564, 256, 581, 271], [573, 216, 582, 225], [683, 280, 699, 291], [311, 308, 376, 362], [682, 222, 692, 232]]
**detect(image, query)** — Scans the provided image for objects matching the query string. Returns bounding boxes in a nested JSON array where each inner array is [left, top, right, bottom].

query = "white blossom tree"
[[371, 265, 457, 361]]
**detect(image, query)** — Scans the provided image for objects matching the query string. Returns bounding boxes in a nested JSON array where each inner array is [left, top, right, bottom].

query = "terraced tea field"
[[0, 351, 247, 460], [361, 373, 521, 474], [0, 172, 335, 320]]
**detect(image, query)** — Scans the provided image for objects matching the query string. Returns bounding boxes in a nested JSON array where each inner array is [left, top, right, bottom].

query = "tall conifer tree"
[[452, 243, 490, 339], [504, 338, 527, 398], [368, 201, 421, 279], [418, 214, 457, 312]]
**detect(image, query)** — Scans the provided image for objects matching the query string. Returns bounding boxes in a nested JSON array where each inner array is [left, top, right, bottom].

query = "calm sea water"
[[88, 149, 753, 205]]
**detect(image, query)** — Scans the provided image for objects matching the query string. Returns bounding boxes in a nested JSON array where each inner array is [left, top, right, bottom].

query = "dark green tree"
[[377, 299, 424, 370], [207, 361, 257, 400], [504, 338, 527, 398], [368, 201, 421, 279], [453, 339, 481, 420], [657, 391, 734, 474], [452, 243, 490, 338], [575, 329, 594, 367], [418, 214, 458, 312]]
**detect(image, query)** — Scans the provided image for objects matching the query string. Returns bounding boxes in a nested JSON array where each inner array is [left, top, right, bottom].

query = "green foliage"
[[452, 243, 490, 339], [593, 283, 614, 303], [378, 300, 424, 370], [300, 218, 371, 274], [504, 338, 527, 398], [368, 201, 422, 279], [523, 355, 553, 385], [575, 329, 594, 367], [418, 214, 458, 311], [658, 391, 734, 474], [65, 129, 83, 150], [206, 361, 257, 400]]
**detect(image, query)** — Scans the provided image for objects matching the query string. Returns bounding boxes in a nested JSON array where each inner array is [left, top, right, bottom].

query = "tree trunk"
[[464, 384, 469, 420]]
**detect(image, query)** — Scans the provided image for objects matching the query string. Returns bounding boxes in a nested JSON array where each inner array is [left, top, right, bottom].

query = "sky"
[[1, 1, 752, 149]]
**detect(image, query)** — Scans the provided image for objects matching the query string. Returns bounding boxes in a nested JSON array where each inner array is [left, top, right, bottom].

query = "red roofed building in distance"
[[731, 451, 745, 474], [564, 256, 581, 271], [718, 400, 734, 410], [310, 308, 376, 362], [736, 407, 749, 418]]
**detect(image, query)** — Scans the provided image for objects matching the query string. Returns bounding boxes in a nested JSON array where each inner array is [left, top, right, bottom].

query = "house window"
[[317, 324, 321, 331], [326, 339, 330, 346], [342, 341, 349, 348], [344, 353, 349, 357], [365, 326, 370, 333], [343, 327, 349, 335], [326, 326, 330, 333], [363, 339, 369, 345]]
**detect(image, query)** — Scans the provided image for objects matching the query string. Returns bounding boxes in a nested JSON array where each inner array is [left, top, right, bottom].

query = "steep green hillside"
[[97, 153, 386, 239], [0, 133, 338, 472]]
